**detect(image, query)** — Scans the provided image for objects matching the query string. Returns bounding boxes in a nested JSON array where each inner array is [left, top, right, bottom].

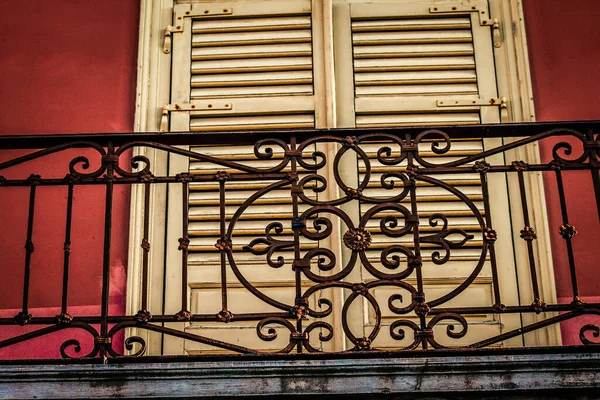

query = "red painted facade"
[[0, 0, 139, 358], [0, 0, 598, 356], [523, 0, 600, 343]]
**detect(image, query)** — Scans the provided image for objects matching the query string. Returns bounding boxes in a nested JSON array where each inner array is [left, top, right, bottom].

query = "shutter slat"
[[351, 17, 471, 31], [192, 30, 312, 47], [192, 57, 313, 74], [192, 71, 313, 87], [356, 112, 480, 127], [353, 43, 474, 58], [355, 70, 477, 85], [355, 85, 478, 96], [354, 56, 475, 72], [352, 30, 473, 45], [192, 43, 312, 60], [192, 16, 311, 33], [190, 114, 314, 130], [192, 86, 313, 98]]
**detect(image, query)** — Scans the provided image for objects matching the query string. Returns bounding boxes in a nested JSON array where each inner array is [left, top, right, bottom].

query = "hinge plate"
[[164, 5, 233, 53], [164, 102, 233, 112], [160, 102, 233, 132], [177, 6, 233, 20], [437, 98, 505, 107], [437, 97, 508, 122], [429, 1, 491, 26], [429, 2, 501, 47]]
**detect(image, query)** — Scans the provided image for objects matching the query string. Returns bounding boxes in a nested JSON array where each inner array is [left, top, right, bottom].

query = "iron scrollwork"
[[0, 122, 598, 359]]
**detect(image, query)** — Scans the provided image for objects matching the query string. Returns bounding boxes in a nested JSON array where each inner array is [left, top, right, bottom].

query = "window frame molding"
[[489, 0, 560, 346], [127, 0, 174, 355], [127, 0, 559, 355]]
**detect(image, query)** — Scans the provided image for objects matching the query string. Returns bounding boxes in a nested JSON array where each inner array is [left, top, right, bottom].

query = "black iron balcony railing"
[[0, 121, 598, 362]]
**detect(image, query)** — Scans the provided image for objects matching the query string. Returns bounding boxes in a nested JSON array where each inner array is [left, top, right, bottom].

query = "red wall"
[[0, 0, 139, 358], [0, 1, 139, 134], [523, 0, 600, 343], [0, 0, 598, 356]]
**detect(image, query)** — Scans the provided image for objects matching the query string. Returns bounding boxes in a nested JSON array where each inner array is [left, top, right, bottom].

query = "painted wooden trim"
[[490, 0, 536, 122], [127, 0, 175, 355]]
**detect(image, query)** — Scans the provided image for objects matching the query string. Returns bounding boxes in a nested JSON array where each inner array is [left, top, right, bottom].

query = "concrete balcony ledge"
[[1, 352, 599, 399]]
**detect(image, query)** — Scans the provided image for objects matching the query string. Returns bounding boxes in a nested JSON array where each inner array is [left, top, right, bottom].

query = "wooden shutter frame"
[[128, 0, 557, 355]]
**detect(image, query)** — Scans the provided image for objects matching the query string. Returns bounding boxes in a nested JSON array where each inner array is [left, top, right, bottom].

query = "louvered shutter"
[[346, 0, 515, 348], [165, 0, 327, 353], [162, 0, 522, 354]]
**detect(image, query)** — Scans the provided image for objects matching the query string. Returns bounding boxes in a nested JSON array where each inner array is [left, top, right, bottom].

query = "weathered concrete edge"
[[0, 353, 599, 399]]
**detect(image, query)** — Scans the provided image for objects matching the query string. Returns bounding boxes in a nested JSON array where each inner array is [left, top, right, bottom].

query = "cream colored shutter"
[[345, 0, 520, 348], [165, 0, 328, 354]]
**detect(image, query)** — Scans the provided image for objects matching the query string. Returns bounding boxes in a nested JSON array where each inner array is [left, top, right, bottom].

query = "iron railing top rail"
[[1, 120, 600, 149]]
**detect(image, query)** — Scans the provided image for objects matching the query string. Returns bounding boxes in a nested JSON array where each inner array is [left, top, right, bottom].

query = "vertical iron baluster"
[[290, 137, 303, 353], [479, 170, 503, 308], [554, 168, 580, 301], [175, 173, 192, 321], [57, 180, 75, 324], [514, 163, 544, 311], [592, 166, 600, 222], [587, 128, 600, 221], [406, 137, 427, 349], [181, 181, 189, 312], [136, 180, 152, 321], [216, 171, 232, 322], [15, 175, 39, 326], [100, 143, 115, 360], [591, 162, 600, 221]]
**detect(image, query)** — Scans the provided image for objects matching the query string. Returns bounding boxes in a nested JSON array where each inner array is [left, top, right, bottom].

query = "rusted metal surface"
[[0, 122, 598, 361]]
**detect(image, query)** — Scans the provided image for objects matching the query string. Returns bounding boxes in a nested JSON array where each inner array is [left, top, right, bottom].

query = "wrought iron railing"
[[0, 121, 598, 362]]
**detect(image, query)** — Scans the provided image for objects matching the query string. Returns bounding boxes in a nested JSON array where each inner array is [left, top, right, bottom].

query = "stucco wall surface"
[[523, 0, 600, 344], [0, 0, 139, 358]]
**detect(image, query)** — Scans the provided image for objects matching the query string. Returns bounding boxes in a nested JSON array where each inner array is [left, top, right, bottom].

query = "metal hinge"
[[437, 97, 508, 122], [163, 5, 233, 54], [160, 101, 233, 132], [429, 1, 501, 47], [163, 25, 181, 54]]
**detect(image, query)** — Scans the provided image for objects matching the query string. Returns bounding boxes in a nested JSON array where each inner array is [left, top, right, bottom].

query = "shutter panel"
[[348, 1, 504, 348], [188, 4, 315, 130], [163, 0, 519, 354], [352, 15, 480, 125], [168, 0, 323, 354]]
